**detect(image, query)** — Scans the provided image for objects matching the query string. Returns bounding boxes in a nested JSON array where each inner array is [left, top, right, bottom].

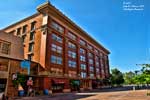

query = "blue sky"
[[0, 0, 149, 72]]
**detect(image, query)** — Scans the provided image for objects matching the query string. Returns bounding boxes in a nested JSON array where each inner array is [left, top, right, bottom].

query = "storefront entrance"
[[0, 79, 7, 92], [52, 79, 64, 93], [70, 80, 80, 91]]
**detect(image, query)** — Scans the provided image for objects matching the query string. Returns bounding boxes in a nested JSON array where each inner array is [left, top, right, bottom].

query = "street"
[[13, 89, 150, 100]]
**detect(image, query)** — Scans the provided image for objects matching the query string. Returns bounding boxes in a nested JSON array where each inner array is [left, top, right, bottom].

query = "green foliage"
[[12, 74, 26, 87], [125, 64, 150, 85], [110, 68, 124, 86], [124, 71, 135, 84]]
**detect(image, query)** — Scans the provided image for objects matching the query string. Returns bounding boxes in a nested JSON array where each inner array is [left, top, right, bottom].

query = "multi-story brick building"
[[3, 1, 110, 93]]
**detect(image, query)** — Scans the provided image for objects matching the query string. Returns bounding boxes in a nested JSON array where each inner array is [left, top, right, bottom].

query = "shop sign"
[[21, 60, 30, 75]]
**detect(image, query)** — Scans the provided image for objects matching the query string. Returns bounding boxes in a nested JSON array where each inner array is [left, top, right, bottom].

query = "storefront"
[[70, 79, 80, 91], [51, 79, 65, 93]]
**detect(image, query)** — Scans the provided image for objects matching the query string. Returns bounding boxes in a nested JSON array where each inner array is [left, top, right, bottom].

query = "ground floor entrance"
[[0, 79, 7, 92]]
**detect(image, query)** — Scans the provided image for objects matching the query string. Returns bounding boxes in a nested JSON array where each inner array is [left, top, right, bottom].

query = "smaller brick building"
[[0, 30, 24, 96]]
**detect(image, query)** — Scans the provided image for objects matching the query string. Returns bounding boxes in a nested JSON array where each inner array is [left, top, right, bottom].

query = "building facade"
[[3, 2, 110, 93], [0, 30, 24, 96]]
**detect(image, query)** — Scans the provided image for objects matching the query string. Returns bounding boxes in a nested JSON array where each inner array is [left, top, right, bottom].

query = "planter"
[[18, 90, 25, 96], [43, 89, 49, 95]]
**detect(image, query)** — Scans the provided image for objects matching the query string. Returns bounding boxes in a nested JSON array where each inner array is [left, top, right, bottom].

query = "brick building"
[[0, 30, 24, 96], [3, 2, 110, 93]]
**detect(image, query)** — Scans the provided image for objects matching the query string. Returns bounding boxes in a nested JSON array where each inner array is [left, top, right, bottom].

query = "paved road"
[[13, 89, 150, 100]]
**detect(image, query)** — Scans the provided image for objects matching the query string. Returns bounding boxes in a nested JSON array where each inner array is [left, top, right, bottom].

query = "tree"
[[110, 68, 124, 86], [133, 64, 150, 85], [124, 71, 135, 84]]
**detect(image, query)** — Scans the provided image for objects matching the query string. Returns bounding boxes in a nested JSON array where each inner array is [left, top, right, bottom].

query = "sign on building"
[[20, 60, 30, 75]]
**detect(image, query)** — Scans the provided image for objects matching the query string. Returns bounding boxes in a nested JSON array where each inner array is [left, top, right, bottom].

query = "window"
[[95, 49, 99, 53], [52, 34, 62, 43], [22, 25, 27, 34], [80, 64, 86, 70], [1, 42, 10, 55], [88, 53, 93, 58], [96, 68, 99, 73], [31, 21, 36, 31], [79, 39, 86, 46], [17, 28, 21, 36], [80, 56, 86, 62], [80, 48, 85, 54], [100, 52, 103, 58], [30, 31, 35, 41], [87, 44, 93, 50], [51, 55, 62, 64], [81, 72, 86, 78], [51, 21, 64, 33], [28, 43, 34, 52], [28, 54, 32, 61], [68, 32, 76, 40], [51, 44, 62, 54], [68, 51, 76, 58], [90, 73, 94, 78], [89, 59, 93, 64], [68, 60, 76, 68], [95, 56, 99, 61], [22, 35, 26, 43], [90, 66, 94, 72], [68, 42, 76, 49], [96, 62, 99, 67]]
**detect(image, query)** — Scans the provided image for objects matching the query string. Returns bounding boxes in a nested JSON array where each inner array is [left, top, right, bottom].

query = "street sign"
[[20, 60, 30, 75]]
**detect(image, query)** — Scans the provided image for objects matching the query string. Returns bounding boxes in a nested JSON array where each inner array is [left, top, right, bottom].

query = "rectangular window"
[[95, 56, 99, 61], [95, 49, 99, 53], [28, 43, 34, 52], [51, 55, 62, 64], [68, 51, 76, 58], [30, 31, 35, 41], [17, 28, 21, 36], [90, 73, 94, 78], [51, 21, 64, 33], [68, 32, 76, 40], [96, 62, 99, 67], [52, 34, 62, 43], [68, 42, 76, 49], [96, 68, 99, 73], [22, 35, 26, 43], [80, 48, 85, 54], [22, 25, 27, 34], [80, 64, 86, 70], [31, 21, 36, 31], [88, 53, 93, 58], [79, 39, 86, 46], [28, 54, 32, 61], [89, 59, 93, 64], [90, 66, 94, 72], [81, 72, 86, 78], [51, 44, 62, 54], [87, 44, 93, 50], [80, 56, 86, 62], [1, 42, 10, 55], [68, 60, 76, 68]]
